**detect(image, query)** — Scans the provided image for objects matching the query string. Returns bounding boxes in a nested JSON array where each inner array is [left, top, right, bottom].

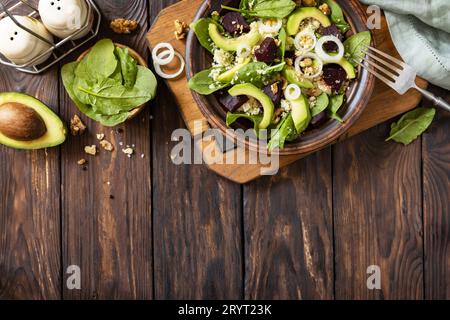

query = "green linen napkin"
[[359, 0, 450, 90]]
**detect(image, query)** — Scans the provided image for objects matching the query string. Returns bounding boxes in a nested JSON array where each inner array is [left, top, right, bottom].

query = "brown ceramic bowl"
[[77, 43, 147, 120], [186, 0, 375, 156]]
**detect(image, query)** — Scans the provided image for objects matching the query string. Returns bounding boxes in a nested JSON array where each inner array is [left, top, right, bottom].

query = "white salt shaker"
[[38, 0, 93, 39], [0, 16, 53, 66]]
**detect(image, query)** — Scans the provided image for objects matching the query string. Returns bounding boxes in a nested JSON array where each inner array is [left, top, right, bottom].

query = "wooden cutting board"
[[147, 0, 427, 184]]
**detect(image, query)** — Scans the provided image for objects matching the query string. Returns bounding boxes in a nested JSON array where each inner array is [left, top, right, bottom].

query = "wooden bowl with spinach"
[[186, 0, 375, 155]]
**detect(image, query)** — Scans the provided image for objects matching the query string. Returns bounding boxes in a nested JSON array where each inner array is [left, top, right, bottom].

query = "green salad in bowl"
[[188, 0, 373, 152]]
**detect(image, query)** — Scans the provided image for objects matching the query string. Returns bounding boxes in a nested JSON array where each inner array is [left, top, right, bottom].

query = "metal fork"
[[352, 46, 450, 112]]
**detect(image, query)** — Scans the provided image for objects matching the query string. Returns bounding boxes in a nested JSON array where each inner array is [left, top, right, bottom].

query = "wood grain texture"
[[244, 150, 334, 300], [333, 124, 424, 299], [0, 0, 61, 297], [422, 88, 450, 300], [150, 0, 243, 300], [60, 0, 152, 299]]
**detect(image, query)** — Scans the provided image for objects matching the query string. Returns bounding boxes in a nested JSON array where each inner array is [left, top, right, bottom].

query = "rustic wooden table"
[[0, 0, 449, 300]]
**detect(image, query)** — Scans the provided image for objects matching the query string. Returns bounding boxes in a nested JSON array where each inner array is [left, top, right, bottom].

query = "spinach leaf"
[[226, 112, 263, 131], [327, 94, 345, 123], [267, 114, 299, 150], [344, 31, 372, 67], [278, 27, 287, 60], [115, 47, 138, 88], [233, 62, 285, 87], [189, 68, 230, 95], [75, 39, 117, 81], [386, 108, 436, 145], [311, 93, 329, 117], [61, 62, 130, 126], [190, 18, 223, 53], [322, 0, 350, 33], [223, 0, 296, 19]]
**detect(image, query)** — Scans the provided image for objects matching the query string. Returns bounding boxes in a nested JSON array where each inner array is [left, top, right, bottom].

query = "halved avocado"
[[325, 57, 356, 79], [0, 92, 67, 150], [217, 58, 251, 83], [229, 83, 274, 130], [291, 95, 311, 133], [286, 7, 331, 35], [282, 66, 314, 89], [209, 24, 261, 52]]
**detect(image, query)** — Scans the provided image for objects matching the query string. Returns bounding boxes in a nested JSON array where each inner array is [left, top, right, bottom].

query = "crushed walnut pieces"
[[77, 159, 87, 165], [84, 145, 97, 156], [70, 115, 86, 136], [122, 147, 134, 158], [96, 133, 105, 141], [100, 139, 114, 152], [319, 3, 331, 15], [110, 18, 139, 34], [174, 19, 189, 40]]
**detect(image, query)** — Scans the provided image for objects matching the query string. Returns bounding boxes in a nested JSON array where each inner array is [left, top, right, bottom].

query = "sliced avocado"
[[209, 24, 261, 52], [0, 92, 66, 150], [282, 66, 314, 89], [290, 94, 311, 133], [217, 58, 251, 83], [229, 83, 274, 130], [286, 7, 331, 35], [325, 57, 356, 79]]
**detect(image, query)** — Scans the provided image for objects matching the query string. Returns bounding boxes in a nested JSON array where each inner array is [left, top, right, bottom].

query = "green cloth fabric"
[[360, 0, 450, 90]]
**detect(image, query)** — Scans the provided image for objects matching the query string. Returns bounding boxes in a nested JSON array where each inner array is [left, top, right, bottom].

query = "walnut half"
[[110, 18, 139, 34]]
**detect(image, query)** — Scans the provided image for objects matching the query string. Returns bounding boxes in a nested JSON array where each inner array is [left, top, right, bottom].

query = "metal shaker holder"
[[0, 0, 101, 74]]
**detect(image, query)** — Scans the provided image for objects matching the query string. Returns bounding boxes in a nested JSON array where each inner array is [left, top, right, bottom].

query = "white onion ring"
[[258, 19, 283, 34], [315, 35, 344, 63], [294, 52, 323, 79], [236, 43, 251, 59], [153, 50, 185, 79], [285, 84, 302, 101], [294, 30, 317, 53], [152, 42, 175, 66]]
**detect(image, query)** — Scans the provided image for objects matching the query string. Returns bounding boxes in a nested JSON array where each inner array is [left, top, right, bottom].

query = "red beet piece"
[[254, 37, 278, 63], [219, 93, 249, 112], [262, 81, 283, 107], [319, 25, 344, 52], [222, 12, 250, 35], [309, 111, 328, 129], [322, 64, 347, 93]]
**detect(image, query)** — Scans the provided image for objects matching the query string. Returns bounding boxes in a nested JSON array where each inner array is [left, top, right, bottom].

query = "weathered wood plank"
[[244, 150, 334, 300], [333, 124, 424, 299], [422, 87, 450, 299], [150, 0, 243, 300], [0, 2, 61, 297], [60, 0, 152, 299]]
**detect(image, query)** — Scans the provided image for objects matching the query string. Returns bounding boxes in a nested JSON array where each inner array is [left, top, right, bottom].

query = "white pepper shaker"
[[38, 0, 93, 39], [0, 16, 53, 66]]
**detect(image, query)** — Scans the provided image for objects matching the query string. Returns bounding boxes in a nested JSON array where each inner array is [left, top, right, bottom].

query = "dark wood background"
[[0, 0, 449, 300]]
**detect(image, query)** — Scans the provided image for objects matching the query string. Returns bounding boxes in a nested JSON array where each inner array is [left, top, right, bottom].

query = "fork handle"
[[414, 84, 450, 112]]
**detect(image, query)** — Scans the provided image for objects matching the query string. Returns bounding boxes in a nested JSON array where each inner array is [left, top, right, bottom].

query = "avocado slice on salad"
[[0, 92, 67, 150], [228, 83, 274, 130], [291, 95, 311, 133], [217, 58, 252, 83], [209, 23, 261, 52], [287, 7, 332, 35], [282, 66, 314, 89]]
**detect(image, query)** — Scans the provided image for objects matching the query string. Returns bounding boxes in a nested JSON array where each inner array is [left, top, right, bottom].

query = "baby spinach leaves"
[[327, 93, 345, 123], [267, 114, 299, 150], [323, 0, 350, 33], [224, 0, 297, 19], [311, 93, 329, 117], [190, 18, 223, 53], [344, 31, 372, 67], [386, 108, 436, 145], [226, 112, 263, 131], [188, 68, 229, 95], [233, 62, 285, 87], [62, 39, 157, 126]]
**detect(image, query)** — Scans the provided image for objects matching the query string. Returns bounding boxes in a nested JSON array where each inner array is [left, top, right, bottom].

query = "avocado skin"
[[291, 95, 311, 133], [0, 92, 67, 150], [286, 7, 332, 35], [208, 24, 261, 52], [228, 83, 274, 130]]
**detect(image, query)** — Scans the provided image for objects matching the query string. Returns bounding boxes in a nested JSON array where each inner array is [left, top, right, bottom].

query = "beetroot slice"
[[262, 81, 283, 107], [319, 25, 344, 52], [322, 64, 347, 93], [309, 111, 328, 129], [255, 37, 278, 63], [222, 12, 250, 35], [219, 93, 249, 112]]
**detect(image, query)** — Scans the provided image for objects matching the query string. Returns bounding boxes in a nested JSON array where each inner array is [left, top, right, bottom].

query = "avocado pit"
[[0, 102, 47, 141]]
